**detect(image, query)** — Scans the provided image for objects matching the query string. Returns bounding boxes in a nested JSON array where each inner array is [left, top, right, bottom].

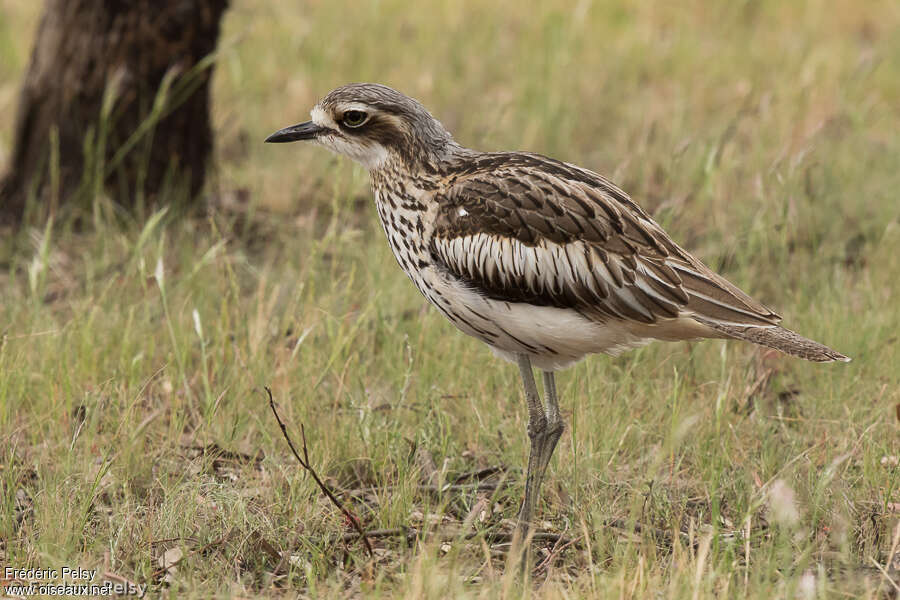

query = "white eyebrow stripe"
[[337, 102, 374, 114], [310, 105, 338, 129]]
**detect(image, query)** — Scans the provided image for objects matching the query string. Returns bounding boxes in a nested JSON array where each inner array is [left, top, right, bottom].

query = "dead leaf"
[[462, 495, 491, 532], [157, 547, 183, 584]]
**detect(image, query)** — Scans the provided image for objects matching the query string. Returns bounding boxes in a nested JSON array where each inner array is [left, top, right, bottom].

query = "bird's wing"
[[429, 153, 781, 326]]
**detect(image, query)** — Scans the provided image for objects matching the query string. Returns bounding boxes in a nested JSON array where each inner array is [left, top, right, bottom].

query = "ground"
[[1, 0, 899, 597]]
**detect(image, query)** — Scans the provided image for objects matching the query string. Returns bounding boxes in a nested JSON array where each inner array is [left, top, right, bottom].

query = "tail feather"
[[695, 318, 850, 363]]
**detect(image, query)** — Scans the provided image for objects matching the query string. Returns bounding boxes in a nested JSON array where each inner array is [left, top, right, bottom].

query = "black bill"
[[265, 121, 328, 143]]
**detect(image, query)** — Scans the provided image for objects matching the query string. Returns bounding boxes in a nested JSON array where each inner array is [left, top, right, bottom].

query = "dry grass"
[[1, 0, 900, 597]]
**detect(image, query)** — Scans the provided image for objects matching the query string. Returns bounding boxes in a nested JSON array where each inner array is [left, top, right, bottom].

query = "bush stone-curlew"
[[266, 82, 848, 550]]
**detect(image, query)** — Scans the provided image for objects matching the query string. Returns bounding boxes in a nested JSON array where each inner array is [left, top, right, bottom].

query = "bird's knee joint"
[[527, 416, 548, 439], [544, 419, 565, 441]]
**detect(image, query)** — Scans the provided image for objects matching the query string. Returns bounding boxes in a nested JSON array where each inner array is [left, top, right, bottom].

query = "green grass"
[[2, 0, 900, 597]]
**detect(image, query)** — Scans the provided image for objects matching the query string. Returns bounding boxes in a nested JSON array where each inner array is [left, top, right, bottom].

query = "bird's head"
[[266, 83, 457, 171]]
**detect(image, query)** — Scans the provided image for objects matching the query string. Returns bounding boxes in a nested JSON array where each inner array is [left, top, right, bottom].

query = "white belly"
[[416, 266, 655, 371], [377, 217, 705, 371]]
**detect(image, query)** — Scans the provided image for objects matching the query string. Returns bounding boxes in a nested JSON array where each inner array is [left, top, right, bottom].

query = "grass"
[[1, 0, 900, 597]]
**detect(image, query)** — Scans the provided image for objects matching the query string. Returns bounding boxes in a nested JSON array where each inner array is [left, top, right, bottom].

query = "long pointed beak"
[[265, 121, 328, 143]]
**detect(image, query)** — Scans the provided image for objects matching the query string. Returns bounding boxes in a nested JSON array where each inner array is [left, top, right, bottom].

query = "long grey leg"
[[535, 370, 565, 489], [514, 358, 567, 560], [519, 370, 566, 540], [515, 354, 546, 547], [542, 371, 561, 426]]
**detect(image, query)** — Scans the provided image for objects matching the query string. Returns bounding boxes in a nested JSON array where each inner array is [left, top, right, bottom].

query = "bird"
[[265, 82, 849, 550]]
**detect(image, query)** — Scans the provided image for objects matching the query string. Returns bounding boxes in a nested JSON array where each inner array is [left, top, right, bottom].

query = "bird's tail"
[[695, 318, 850, 363]]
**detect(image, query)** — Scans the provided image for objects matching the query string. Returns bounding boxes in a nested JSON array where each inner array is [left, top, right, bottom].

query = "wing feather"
[[430, 153, 781, 328]]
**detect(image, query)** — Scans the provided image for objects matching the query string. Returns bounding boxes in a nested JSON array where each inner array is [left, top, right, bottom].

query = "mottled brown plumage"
[[266, 83, 849, 555], [430, 153, 779, 325]]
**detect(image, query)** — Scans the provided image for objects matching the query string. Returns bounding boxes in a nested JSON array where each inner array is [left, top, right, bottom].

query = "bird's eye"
[[342, 110, 368, 127]]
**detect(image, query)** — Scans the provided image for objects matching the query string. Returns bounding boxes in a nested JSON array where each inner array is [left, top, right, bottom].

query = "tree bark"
[[0, 0, 229, 224]]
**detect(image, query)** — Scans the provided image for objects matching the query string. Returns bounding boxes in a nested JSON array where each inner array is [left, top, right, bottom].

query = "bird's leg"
[[536, 370, 565, 482], [514, 353, 548, 547], [516, 371, 566, 552]]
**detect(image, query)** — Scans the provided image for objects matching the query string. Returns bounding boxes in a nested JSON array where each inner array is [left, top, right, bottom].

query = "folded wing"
[[430, 153, 782, 329]]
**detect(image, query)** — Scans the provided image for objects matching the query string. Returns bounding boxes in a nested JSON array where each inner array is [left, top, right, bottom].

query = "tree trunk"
[[0, 0, 229, 224]]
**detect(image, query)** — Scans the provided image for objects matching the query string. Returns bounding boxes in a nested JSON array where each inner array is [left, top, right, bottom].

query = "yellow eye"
[[342, 110, 368, 127]]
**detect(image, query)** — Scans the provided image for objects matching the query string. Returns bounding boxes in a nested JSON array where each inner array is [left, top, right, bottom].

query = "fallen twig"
[[479, 531, 572, 545], [186, 442, 264, 465], [265, 386, 374, 559], [339, 481, 505, 498], [316, 527, 573, 547], [150, 528, 234, 580], [603, 518, 743, 550], [533, 531, 581, 576], [870, 557, 900, 595], [452, 465, 507, 484], [604, 517, 679, 543], [333, 527, 418, 543]]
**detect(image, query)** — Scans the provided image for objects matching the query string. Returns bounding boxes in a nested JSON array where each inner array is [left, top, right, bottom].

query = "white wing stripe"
[[432, 233, 694, 323]]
